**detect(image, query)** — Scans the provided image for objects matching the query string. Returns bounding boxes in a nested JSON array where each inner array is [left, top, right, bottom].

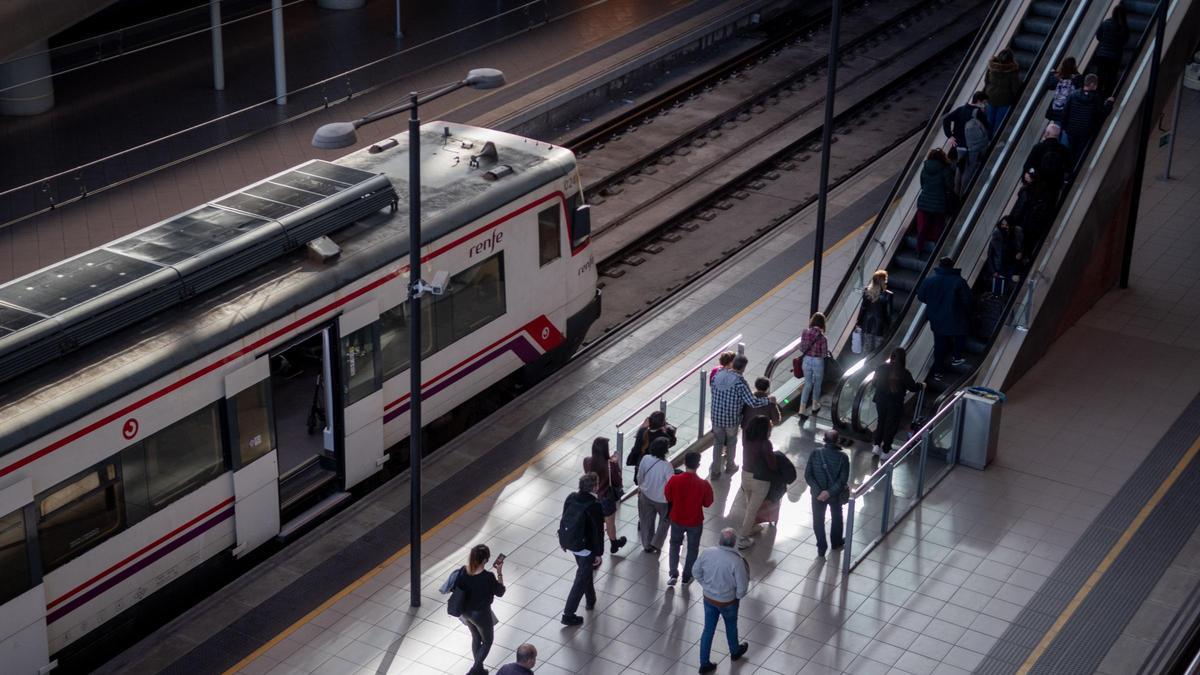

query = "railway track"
[[562, 0, 989, 342]]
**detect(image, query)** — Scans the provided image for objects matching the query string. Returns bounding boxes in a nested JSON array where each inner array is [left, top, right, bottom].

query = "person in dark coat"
[[871, 347, 924, 457], [1062, 74, 1113, 167], [626, 410, 676, 482], [917, 257, 972, 378], [916, 148, 956, 252], [1011, 168, 1054, 259], [804, 430, 850, 558], [1023, 123, 1071, 204], [560, 473, 605, 626], [583, 437, 627, 554], [1093, 4, 1129, 96], [455, 544, 507, 675], [984, 49, 1022, 131], [941, 91, 990, 151], [756, 449, 797, 527], [858, 269, 894, 353], [988, 215, 1024, 284]]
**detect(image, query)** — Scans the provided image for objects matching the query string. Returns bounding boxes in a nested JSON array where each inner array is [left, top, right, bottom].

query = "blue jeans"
[[800, 355, 824, 410], [700, 599, 740, 667], [987, 104, 1010, 133], [811, 495, 844, 555], [669, 522, 701, 579]]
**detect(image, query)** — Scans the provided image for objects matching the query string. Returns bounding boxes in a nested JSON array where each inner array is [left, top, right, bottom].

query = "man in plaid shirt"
[[709, 355, 772, 479]]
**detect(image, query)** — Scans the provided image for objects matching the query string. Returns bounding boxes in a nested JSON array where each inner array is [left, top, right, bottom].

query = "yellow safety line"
[[1017, 435, 1200, 674], [224, 222, 867, 674]]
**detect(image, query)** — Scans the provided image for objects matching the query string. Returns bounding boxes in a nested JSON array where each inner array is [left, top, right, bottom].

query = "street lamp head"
[[463, 68, 505, 90], [312, 121, 359, 150]]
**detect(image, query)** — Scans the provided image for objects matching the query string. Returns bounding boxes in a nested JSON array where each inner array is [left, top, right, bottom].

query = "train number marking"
[[122, 418, 140, 440]]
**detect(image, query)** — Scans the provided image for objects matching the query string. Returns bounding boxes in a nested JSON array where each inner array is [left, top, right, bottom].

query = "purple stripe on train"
[[383, 335, 542, 423], [47, 507, 235, 624]]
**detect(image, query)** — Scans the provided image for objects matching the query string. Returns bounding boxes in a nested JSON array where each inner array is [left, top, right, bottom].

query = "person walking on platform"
[[805, 430, 850, 558], [1062, 74, 1113, 168], [710, 354, 771, 479], [736, 416, 777, 550], [796, 313, 829, 423], [858, 270, 894, 353], [627, 410, 677, 481], [452, 544, 506, 675], [984, 49, 1021, 132], [917, 257, 972, 379], [871, 348, 924, 458], [741, 377, 781, 436], [663, 451, 714, 586], [558, 473, 604, 626], [757, 448, 798, 527], [1093, 4, 1129, 97], [637, 438, 674, 553], [915, 148, 956, 253], [496, 644, 537, 675], [583, 437, 627, 554], [692, 528, 750, 674]]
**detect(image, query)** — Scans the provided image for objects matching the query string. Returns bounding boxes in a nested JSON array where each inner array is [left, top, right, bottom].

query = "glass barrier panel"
[[857, 381, 879, 433], [922, 410, 958, 490], [887, 448, 922, 532], [847, 478, 886, 565], [667, 386, 703, 453]]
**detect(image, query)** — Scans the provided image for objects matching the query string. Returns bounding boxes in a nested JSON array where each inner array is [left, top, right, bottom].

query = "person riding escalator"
[[871, 347, 924, 458]]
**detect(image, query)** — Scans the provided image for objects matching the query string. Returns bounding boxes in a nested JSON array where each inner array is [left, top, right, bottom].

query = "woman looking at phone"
[[456, 544, 506, 675]]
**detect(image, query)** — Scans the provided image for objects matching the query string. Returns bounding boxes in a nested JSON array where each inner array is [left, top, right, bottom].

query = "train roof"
[[0, 122, 576, 456]]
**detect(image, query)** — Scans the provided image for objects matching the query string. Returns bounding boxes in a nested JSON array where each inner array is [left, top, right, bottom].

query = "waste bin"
[[958, 387, 1003, 470]]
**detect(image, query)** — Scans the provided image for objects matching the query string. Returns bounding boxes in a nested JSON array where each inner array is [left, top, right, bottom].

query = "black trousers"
[[811, 496, 844, 554], [463, 609, 495, 671], [564, 553, 596, 616], [873, 402, 904, 452], [932, 333, 965, 374]]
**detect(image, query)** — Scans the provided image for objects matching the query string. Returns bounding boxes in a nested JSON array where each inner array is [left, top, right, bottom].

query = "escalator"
[[841, 0, 1169, 435]]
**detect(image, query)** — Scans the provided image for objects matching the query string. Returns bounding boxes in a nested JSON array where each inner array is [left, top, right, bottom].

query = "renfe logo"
[[469, 230, 503, 258]]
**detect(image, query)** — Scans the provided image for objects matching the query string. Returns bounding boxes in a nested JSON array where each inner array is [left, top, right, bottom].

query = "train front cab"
[[0, 477, 54, 674]]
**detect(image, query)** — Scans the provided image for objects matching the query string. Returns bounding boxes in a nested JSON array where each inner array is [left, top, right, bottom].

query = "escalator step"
[[1030, 1, 1065, 18], [1012, 34, 1045, 53], [888, 268, 921, 292], [1123, 1, 1157, 15], [894, 252, 926, 273], [1021, 16, 1055, 35]]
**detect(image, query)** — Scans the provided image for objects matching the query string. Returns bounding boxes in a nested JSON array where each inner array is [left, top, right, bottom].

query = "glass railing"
[[0, 0, 585, 229], [841, 390, 965, 572], [613, 334, 743, 488]]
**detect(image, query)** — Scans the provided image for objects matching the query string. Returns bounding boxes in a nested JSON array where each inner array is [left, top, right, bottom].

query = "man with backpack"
[[558, 472, 605, 626]]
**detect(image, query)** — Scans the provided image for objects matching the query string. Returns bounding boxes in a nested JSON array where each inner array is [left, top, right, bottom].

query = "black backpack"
[[558, 495, 589, 551]]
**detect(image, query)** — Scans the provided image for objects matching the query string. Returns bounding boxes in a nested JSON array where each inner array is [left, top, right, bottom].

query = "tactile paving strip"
[[977, 392, 1200, 674]]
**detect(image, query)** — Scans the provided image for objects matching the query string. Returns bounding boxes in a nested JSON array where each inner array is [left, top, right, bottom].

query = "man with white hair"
[[691, 527, 750, 673]]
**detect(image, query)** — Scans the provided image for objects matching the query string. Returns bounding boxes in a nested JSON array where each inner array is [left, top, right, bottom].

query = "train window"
[[434, 253, 506, 348], [233, 381, 275, 467], [380, 296, 432, 380], [121, 404, 224, 519], [341, 323, 380, 406], [37, 462, 124, 573], [538, 206, 561, 266], [0, 509, 32, 604]]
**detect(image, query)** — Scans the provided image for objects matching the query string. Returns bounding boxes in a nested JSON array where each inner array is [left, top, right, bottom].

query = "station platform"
[[96, 60, 1200, 675], [0, 0, 759, 282]]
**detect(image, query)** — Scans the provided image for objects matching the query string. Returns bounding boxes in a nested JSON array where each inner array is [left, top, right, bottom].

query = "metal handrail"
[[615, 334, 742, 429], [853, 390, 964, 496]]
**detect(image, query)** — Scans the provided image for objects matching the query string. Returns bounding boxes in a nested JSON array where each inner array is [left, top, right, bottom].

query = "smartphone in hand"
[[493, 553, 506, 568]]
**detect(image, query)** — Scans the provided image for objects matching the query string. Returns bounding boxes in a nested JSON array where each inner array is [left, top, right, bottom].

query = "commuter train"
[[0, 123, 599, 672]]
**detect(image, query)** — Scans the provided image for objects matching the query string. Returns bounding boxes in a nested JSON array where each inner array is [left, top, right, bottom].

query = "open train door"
[[0, 477, 54, 673], [224, 357, 281, 556], [338, 299, 385, 489]]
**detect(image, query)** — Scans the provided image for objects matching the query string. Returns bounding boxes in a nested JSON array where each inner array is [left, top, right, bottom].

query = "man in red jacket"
[[664, 451, 715, 586]]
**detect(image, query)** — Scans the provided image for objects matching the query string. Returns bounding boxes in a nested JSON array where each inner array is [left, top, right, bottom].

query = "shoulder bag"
[[445, 567, 467, 617]]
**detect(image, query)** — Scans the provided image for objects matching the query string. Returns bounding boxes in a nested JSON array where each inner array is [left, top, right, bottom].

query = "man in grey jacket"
[[805, 430, 850, 558], [691, 528, 750, 673]]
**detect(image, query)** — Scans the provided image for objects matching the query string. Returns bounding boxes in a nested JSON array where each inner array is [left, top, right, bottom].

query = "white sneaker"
[[872, 445, 882, 457], [736, 538, 754, 550]]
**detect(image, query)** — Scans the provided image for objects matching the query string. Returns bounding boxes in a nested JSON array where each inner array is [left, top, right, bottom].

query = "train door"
[[269, 327, 342, 528], [535, 201, 567, 319], [224, 357, 280, 555], [338, 300, 385, 489], [0, 477, 54, 674]]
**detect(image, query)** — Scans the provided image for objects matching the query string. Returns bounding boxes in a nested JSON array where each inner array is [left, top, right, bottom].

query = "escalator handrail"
[[762, 0, 1011, 382]]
